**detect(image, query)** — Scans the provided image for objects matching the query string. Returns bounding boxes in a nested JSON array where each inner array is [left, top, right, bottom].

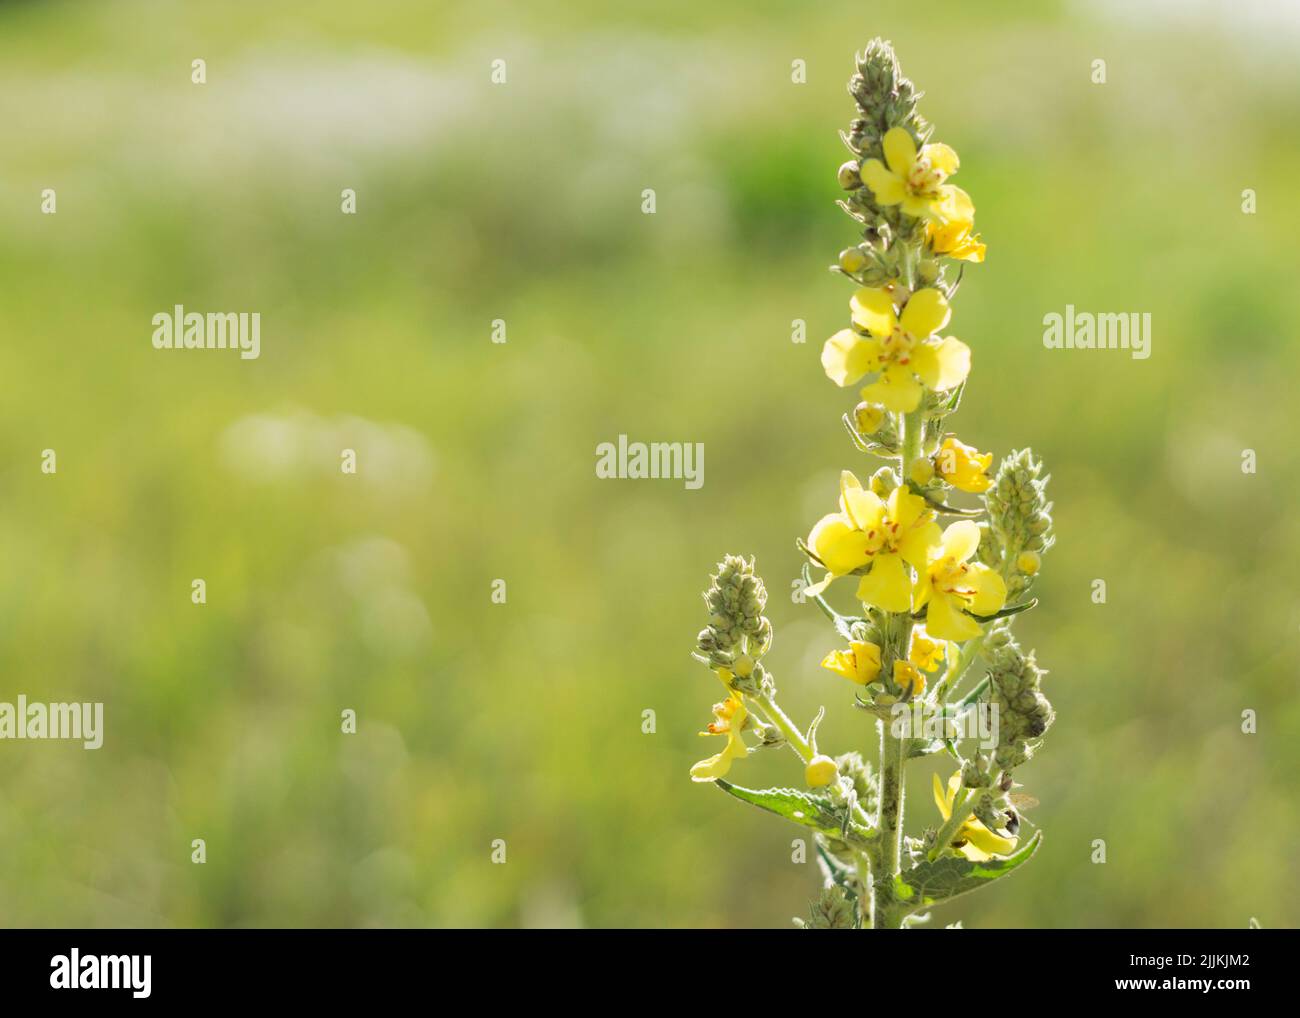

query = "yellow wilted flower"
[[925, 187, 985, 262], [805, 473, 940, 611], [821, 287, 970, 413], [689, 686, 751, 783], [933, 771, 1017, 861], [914, 521, 1007, 641], [893, 659, 925, 696], [908, 628, 946, 672], [859, 127, 964, 221], [820, 640, 883, 685], [936, 436, 994, 493]]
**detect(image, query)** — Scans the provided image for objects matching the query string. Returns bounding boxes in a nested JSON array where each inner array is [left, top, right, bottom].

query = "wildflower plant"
[[688, 40, 1055, 929]]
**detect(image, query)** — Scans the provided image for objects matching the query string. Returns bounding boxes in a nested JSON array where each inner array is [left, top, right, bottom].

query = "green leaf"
[[898, 830, 1042, 907], [714, 780, 875, 849]]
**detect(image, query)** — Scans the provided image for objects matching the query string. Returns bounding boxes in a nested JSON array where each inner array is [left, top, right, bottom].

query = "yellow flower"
[[859, 127, 964, 221], [820, 640, 883, 685], [805, 754, 840, 788], [914, 521, 1007, 641], [689, 688, 751, 783], [925, 186, 985, 262], [936, 436, 994, 493], [893, 659, 925, 696], [805, 473, 940, 612], [933, 771, 1017, 861], [908, 628, 946, 672], [821, 287, 970, 412]]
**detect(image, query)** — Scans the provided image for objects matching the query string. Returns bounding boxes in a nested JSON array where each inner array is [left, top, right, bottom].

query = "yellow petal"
[[897, 519, 942, 570], [924, 594, 981, 642], [690, 749, 731, 782], [820, 649, 855, 680], [849, 287, 898, 337], [931, 336, 971, 390], [859, 159, 905, 205], [909, 343, 940, 390], [809, 513, 872, 576], [862, 363, 923, 412], [851, 640, 883, 683], [886, 484, 927, 531], [942, 520, 982, 564], [961, 822, 1017, 860], [923, 142, 959, 177], [882, 127, 917, 177], [932, 772, 952, 820], [944, 184, 975, 220], [855, 553, 911, 613], [821, 329, 877, 387], [901, 194, 937, 219], [899, 288, 951, 339], [842, 484, 886, 534], [966, 564, 1007, 616]]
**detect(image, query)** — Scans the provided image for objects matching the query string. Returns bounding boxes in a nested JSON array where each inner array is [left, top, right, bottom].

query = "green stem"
[[928, 787, 978, 862], [929, 632, 986, 705], [746, 690, 813, 762], [856, 853, 874, 929], [900, 408, 923, 478], [872, 722, 906, 921]]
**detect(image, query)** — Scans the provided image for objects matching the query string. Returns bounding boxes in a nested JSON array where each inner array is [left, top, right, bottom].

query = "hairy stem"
[[746, 690, 813, 762]]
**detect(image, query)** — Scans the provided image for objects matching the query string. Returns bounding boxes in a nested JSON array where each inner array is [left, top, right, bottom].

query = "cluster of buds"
[[983, 449, 1055, 601], [696, 556, 771, 666], [835, 750, 880, 815], [984, 624, 1054, 773], [836, 42, 929, 283]]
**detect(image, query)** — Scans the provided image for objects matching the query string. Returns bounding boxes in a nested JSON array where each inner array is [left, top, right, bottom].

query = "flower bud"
[[909, 457, 935, 486], [838, 160, 863, 190], [839, 247, 868, 273], [1016, 550, 1041, 576], [805, 754, 840, 789], [853, 401, 884, 434]]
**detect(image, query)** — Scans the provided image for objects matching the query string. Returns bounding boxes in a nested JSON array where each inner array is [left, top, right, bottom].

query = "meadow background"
[[1, 0, 1298, 928]]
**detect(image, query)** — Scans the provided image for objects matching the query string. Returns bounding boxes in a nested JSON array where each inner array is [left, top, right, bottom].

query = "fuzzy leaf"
[[899, 830, 1042, 907], [714, 780, 875, 849]]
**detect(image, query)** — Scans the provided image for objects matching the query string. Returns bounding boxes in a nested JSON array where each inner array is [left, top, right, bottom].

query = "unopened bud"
[[838, 246, 868, 273], [909, 457, 935, 486], [805, 755, 840, 789], [854, 401, 884, 434]]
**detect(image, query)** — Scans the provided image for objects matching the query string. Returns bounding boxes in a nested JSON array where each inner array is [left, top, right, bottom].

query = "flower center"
[[931, 557, 977, 604], [906, 157, 945, 198], [880, 324, 916, 365]]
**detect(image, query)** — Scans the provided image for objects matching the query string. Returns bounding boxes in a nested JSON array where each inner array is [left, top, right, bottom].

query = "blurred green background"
[[1, 0, 1298, 928]]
